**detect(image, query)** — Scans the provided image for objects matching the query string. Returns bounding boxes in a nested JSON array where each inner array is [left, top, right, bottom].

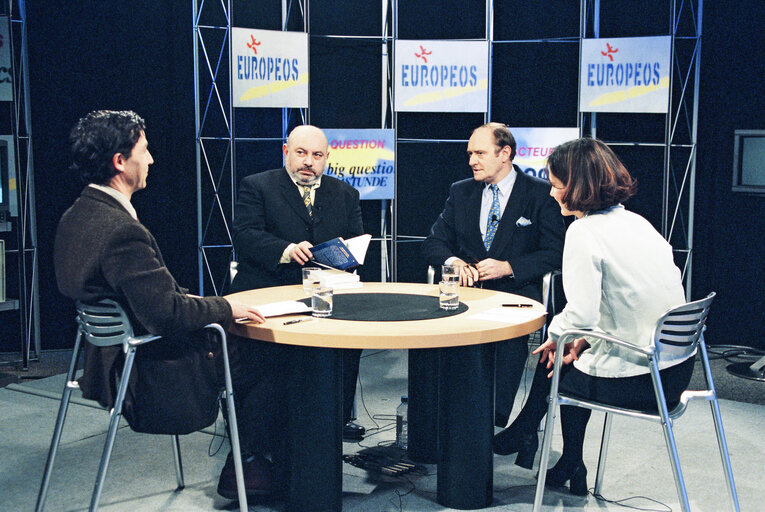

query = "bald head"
[[283, 125, 329, 185], [287, 125, 328, 149]]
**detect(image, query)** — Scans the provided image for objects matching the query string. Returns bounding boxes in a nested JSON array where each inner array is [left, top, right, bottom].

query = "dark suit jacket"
[[230, 168, 364, 292], [421, 167, 565, 302], [54, 186, 232, 407]]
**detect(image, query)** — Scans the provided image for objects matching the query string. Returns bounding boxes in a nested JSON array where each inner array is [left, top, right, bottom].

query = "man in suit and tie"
[[422, 122, 565, 429], [230, 125, 366, 442]]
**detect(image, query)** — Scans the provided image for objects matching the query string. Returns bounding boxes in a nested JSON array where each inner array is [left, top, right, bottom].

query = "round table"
[[227, 282, 546, 511]]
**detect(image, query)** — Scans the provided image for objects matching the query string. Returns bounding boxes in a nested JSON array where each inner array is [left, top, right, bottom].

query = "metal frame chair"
[[532, 292, 740, 512], [539, 269, 561, 341], [35, 299, 248, 512]]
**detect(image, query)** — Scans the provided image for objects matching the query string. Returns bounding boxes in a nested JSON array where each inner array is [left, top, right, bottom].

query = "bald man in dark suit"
[[230, 125, 366, 443]]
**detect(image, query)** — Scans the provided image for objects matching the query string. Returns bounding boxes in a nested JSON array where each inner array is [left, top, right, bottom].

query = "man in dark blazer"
[[230, 124, 366, 440], [422, 122, 565, 429], [54, 110, 273, 500]]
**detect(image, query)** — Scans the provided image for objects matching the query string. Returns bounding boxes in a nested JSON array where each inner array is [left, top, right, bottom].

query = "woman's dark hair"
[[69, 110, 146, 185], [547, 137, 637, 212]]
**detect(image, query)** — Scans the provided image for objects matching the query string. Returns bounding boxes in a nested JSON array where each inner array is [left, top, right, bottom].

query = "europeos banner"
[[231, 28, 308, 108], [511, 128, 579, 180], [579, 36, 671, 113], [394, 40, 488, 112], [0, 17, 12, 101], [323, 129, 395, 200]]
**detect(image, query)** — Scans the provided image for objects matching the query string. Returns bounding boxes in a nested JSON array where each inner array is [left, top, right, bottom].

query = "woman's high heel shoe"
[[492, 429, 539, 469], [545, 458, 588, 496]]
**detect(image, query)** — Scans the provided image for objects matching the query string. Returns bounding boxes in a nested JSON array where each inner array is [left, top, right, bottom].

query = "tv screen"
[[732, 130, 765, 196], [0, 139, 9, 212]]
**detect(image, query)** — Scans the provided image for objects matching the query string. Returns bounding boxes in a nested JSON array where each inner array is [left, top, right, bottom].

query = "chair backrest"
[[75, 299, 135, 348], [652, 292, 715, 361]]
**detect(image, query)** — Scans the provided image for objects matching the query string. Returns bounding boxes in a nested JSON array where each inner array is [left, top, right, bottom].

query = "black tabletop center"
[[298, 292, 468, 321]]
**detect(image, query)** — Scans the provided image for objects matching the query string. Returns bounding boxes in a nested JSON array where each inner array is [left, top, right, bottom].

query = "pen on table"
[[283, 317, 316, 325], [502, 304, 533, 308]]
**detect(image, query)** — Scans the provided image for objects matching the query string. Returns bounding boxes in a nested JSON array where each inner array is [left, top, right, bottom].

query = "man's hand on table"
[[226, 298, 266, 324]]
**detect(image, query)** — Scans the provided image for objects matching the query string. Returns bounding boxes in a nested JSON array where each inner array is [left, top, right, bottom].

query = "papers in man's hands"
[[345, 234, 372, 264], [469, 307, 544, 323], [310, 234, 372, 270], [256, 300, 311, 317]]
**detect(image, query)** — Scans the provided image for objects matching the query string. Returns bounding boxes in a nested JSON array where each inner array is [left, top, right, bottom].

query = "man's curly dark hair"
[[69, 110, 146, 185]]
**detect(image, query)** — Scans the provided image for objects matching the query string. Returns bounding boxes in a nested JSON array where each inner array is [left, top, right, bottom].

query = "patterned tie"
[[483, 184, 500, 251], [302, 186, 313, 217]]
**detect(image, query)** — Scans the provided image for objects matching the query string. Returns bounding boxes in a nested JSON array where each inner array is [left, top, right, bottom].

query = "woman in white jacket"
[[492, 138, 693, 496]]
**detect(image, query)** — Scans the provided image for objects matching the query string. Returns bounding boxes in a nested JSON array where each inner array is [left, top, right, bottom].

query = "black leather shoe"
[[217, 451, 285, 499], [546, 457, 588, 496], [492, 428, 539, 469], [343, 421, 366, 440]]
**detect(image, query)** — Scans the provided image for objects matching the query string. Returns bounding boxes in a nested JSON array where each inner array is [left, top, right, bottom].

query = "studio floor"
[[0, 347, 760, 511]]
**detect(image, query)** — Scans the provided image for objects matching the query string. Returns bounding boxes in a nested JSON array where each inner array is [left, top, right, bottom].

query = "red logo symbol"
[[247, 35, 261, 55], [414, 45, 432, 63], [601, 43, 618, 62]]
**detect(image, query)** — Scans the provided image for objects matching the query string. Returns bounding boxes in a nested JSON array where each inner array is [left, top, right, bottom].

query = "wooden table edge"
[[226, 282, 547, 349]]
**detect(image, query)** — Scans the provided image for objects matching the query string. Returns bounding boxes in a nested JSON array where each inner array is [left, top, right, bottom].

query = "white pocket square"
[[516, 216, 532, 227]]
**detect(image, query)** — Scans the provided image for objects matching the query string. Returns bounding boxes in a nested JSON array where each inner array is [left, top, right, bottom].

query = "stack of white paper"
[[256, 300, 312, 317], [318, 268, 362, 290]]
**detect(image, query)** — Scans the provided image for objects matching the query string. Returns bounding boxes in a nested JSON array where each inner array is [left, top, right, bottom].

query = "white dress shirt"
[[548, 205, 689, 378], [88, 184, 138, 220], [479, 168, 517, 239], [280, 172, 324, 263], [444, 168, 517, 267]]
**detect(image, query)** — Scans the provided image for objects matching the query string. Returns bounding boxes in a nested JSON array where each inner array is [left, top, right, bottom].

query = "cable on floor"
[[591, 490, 672, 511], [706, 344, 765, 362]]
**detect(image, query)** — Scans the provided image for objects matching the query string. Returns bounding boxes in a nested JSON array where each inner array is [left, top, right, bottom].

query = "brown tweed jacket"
[[54, 186, 232, 407]]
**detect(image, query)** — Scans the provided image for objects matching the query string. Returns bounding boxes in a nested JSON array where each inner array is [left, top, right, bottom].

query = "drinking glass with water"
[[439, 280, 459, 310], [311, 286, 333, 317], [302, 267, 321, 295]]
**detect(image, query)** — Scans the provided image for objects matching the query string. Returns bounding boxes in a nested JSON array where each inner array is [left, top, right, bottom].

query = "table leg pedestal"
[[407, 348, 439, 463], [287, 346, 343, 512], [437, 343, 495, 509]]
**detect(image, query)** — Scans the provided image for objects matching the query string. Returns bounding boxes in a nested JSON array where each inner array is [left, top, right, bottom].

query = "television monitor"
[[732, 130, 765, 196], [0, 139, 9, 213]]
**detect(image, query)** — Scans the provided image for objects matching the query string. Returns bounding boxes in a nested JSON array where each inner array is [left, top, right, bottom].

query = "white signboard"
[[579, 36, 671, 113], [323, 129, 395, 200], [0, 17, 12, 101], [511, 127, 579, 180], [394, 40, 488, 112], [231, 28, 308, 108]]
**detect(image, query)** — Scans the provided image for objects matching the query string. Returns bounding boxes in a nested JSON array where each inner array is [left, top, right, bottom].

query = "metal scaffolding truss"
[[193, 0, 700, 298], [664, 0, 703, 300], [0, 0, 40, 368], [581, 0, 703, 300], [193, 0, 391, 293], [193, 0, 310, 295], [193, 0, 237, 295]]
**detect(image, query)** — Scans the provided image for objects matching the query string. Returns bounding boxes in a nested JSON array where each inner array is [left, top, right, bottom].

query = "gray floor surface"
[[1, 348, 759, 511]]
